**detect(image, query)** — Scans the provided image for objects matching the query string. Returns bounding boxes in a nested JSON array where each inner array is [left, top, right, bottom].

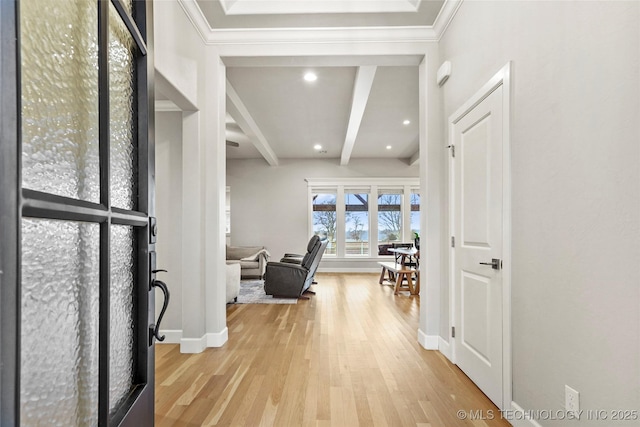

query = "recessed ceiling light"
[[403, 119, 411, 125], [304, 72, 318, 82], [386, 145, 392, 150], [314, 144, 322, 150]]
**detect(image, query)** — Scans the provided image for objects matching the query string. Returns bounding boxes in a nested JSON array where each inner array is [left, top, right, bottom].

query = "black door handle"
[[479, 258, 502, 270], [150, 277, 170, 346]]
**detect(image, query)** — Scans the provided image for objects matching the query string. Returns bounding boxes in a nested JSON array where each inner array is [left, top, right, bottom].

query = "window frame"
[[306, 178, 419, 260], [310, 189, 338, 257], [377, 188, 404, 246], [410, 189, 421, 239], [344, 189, 371, 258]]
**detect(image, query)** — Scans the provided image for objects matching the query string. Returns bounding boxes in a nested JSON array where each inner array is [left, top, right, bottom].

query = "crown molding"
[[305, 177, 419, 187], [178, 0, 463, 46], [205, 25, 439, 45], [220, 0, 419, 15], [178, 0, 214, 42], [218, 0, 234, 15], [432, 0, 462, 41]]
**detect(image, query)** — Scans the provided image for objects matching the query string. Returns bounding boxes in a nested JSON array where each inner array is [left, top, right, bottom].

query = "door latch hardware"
[[149, 271, 170, 346], [479, 258, 501, 270], [447, 144, 455, 157], [149, 217, 157, 244]]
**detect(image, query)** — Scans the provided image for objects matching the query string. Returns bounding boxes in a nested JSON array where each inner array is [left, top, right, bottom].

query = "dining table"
[[388, 247, 419, 268]]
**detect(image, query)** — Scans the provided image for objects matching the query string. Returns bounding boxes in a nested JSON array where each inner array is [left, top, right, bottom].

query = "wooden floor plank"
[[155, 273, 511, 427]]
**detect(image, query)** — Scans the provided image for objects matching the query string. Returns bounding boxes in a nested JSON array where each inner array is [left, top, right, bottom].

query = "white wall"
[[226, 158, 419, 270], [439, 0, 640, 420], [154, 0, 228, 352], [419, 49, 445, 348], [155, 111, 183, 334]]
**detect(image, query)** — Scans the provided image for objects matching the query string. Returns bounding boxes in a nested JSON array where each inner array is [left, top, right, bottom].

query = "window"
[[312, 192, 336, 255], [410, 190, 420, 238], [306, 178, 419, 258], [378, 190, 402, 244], [345, 192, 369, 256]]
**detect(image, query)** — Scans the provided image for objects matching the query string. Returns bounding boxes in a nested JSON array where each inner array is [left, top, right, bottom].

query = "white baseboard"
[[508, 402, 544, 427], [180, 335, 207, 354], [179, 328, 229, 353], [157, 329, 182, 344], [438, 336, 452, 361], [206, 328, 228, 347], [418, 329, 439, 350]]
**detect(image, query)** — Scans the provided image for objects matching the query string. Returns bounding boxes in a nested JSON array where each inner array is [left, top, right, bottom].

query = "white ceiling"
[[157, 0, 450, 165], [196, 0, 445, 28]]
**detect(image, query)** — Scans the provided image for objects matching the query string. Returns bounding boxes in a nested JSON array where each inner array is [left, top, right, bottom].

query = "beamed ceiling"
[[156, 0, 453, 166]]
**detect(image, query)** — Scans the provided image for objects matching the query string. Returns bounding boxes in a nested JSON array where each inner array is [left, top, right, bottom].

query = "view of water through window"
[[378, 191, 402, 244], [309, 182, 419, 257], [345, 192, 369, 256], [312, 193, 337, 255]]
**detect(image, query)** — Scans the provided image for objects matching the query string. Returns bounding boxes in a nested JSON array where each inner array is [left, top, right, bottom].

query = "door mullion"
[[22, 189, 109, 222], [110, 0, 147, 55], [111, 208, 148, 227], [98, 0, 111, 423], [135, 0, 153, 404], [98, 222, 111, 426], [0, 0, 20, 423]]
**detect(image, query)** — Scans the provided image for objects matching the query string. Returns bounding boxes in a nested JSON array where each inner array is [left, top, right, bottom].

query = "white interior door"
[[452, 85, 504, 408]]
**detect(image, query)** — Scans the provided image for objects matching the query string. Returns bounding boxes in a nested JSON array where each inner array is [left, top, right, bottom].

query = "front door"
[[0, 0, 157, 425], [452, 85, 504, 408]]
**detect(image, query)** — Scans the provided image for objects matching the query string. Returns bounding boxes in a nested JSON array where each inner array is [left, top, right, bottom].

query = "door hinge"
[[451, 236, 455, 248], [451, 326, 456, 338], [447, 144, 455, 157]]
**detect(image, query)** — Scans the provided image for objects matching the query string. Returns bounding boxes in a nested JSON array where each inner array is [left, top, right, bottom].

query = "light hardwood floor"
[[155, 273, 511, 427]]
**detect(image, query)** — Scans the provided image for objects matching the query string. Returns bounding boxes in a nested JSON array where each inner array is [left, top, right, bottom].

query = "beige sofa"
[[225, 245, 269, 279]]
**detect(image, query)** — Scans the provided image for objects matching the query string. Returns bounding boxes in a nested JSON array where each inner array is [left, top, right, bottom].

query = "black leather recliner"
[[264, 236, 327, 298]]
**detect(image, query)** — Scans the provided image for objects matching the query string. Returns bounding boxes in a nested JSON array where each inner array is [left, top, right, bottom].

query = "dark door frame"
[[0, 0, 156, 425], [0, 0, 20, 424]]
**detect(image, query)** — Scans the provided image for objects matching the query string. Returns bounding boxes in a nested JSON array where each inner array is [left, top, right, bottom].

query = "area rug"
[[235, 280, 298, 304]]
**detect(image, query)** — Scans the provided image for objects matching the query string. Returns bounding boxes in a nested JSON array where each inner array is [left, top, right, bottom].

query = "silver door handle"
[[479, 258, 501, 270]]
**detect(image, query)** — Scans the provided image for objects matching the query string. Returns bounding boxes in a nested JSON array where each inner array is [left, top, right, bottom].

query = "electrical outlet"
[[565, 385, 580, 414]]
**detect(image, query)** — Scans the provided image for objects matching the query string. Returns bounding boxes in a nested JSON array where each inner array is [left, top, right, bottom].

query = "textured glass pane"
[[120, 0, 133, 16], [20, 0, 99, 203], [21, 219, 99, 426], [110, 4, 137, 210], [110, 225, 135, 413]]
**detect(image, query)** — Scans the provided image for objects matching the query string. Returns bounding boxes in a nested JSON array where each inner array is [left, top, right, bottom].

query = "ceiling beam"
[[154, 99, 181, 112], [409, 150, 419, 166], [340, 65, 377, 166], [226, 80, 279, 166], [155, 69, 198, 111]]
